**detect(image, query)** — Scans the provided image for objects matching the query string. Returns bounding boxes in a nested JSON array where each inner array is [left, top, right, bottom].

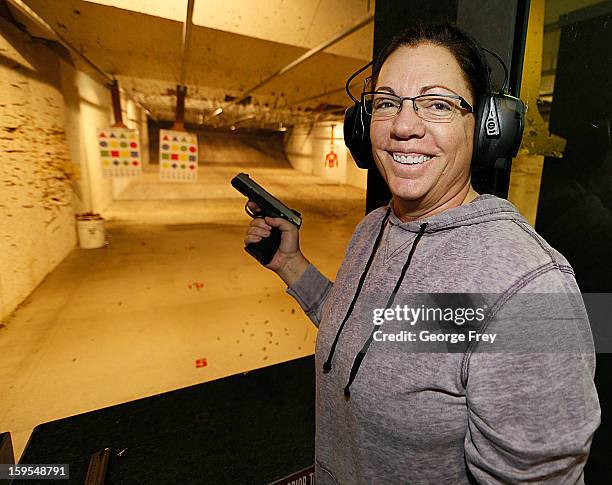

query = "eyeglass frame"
[[361, 91, 475, 122]]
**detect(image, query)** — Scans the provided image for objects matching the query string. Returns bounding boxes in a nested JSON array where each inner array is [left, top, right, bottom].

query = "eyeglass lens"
[[364, 94, 460, 121]]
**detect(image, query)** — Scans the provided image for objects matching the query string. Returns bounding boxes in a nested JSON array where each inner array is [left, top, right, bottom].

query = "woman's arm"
[[275, 251, 310, 288], [464, 268, 600, 483]]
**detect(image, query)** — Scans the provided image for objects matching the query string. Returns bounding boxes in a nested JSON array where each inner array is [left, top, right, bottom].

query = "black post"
[[173, 85, 187, 131], [110, 79, 126, 128]]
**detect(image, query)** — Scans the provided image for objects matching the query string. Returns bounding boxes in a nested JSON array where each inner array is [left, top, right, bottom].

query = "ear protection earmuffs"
[[344, 38, 525, 171], [344, 100, 373, 169], [473, 91, 525, 169]]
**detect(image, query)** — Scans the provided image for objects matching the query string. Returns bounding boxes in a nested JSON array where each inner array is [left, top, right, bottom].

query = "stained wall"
[[0, 18, 128, 320]]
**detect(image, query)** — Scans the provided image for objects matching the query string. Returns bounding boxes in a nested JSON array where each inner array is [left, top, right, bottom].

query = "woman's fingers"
[[247, 226, 271, 238], [244, 234, 262, 244], [247, 201, 262, 213], [249, 217, 271, 230], [243, 213, 300, 268], [244, 222, 271, 245]]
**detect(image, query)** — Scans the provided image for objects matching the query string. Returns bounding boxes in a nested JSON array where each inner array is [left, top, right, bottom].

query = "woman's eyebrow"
[[376, 85, 460, 95], [419, 84, 459, 95], [375, 86, 396, 94]]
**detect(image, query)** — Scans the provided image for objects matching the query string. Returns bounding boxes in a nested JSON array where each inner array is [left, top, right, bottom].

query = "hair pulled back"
[[371, 23, 490, 107]]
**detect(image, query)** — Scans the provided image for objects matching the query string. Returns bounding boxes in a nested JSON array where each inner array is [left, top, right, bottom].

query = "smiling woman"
[[369, 40, 483, 220], [243, 22, 600, 485]]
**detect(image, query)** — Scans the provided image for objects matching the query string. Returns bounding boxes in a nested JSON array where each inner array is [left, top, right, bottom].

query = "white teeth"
[[392, 153, 432, 165]]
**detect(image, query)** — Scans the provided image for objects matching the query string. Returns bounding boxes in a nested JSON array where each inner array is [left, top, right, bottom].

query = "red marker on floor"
[[195, 358, 207, 368]]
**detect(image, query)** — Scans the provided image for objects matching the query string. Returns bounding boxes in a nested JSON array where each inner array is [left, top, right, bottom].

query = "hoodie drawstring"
[[340, 220, 429, 399], [323, 207, 391, 373]]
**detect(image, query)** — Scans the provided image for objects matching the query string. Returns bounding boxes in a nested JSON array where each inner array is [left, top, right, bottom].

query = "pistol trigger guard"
[[245, 201, 264, 219]]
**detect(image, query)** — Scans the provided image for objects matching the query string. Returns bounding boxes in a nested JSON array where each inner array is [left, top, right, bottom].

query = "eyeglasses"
[[362, 91, 474, 122]]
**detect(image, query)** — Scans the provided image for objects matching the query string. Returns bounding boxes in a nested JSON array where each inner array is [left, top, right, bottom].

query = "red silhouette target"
[[325, 148, 338, 168]]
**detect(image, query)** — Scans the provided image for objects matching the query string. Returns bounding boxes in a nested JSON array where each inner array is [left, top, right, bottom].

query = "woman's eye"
[[374, 99, 397, 110], [426, 99, 452, 111]]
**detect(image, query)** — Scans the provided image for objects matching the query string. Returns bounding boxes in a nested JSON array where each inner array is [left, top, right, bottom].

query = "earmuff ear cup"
[[473, 94, 525, 169], [344, 103, 376, 169]]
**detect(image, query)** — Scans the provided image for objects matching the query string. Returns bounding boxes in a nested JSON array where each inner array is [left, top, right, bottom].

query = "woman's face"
[[370, 43, 476, 208]]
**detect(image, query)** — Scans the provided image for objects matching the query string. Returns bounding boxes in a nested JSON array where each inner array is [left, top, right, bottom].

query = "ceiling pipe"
[[234, 12, 374, 105], [287, 77, 366, 108], [6, 0, 154, 119], [178, 0, 195, 87], [233, 115, 257, 125], [289, 86, 346, 106]]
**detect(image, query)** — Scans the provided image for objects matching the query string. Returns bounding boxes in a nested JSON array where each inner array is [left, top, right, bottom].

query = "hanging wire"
[[482, 47, 510, 93], [345, 61, 374, 102]]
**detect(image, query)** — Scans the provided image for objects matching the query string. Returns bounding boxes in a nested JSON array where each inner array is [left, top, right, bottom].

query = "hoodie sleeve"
[[286, 263, 333, 328], [285, 207, 387, 328], [463, 266, 601, 484]]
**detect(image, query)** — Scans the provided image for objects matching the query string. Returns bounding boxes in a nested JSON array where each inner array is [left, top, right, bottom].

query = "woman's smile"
[[390, 151, 435, 165]]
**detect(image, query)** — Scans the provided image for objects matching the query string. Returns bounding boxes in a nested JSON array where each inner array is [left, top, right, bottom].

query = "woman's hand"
[[244, 201, 309, 285]]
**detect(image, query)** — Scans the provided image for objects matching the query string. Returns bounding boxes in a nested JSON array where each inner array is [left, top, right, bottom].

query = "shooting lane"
[[0, 0, 370, 483], [0, 1, 610, 484]]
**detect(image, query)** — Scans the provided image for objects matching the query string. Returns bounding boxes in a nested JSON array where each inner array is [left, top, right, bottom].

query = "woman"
[[244, 23, 600, 484]]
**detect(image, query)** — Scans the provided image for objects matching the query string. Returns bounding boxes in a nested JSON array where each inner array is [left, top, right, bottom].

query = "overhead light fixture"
[[230, 125, 237, 131], [212, 107, 223, 117]]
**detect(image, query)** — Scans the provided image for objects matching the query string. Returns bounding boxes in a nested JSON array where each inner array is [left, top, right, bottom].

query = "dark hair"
[[371, 23, 491, 107]]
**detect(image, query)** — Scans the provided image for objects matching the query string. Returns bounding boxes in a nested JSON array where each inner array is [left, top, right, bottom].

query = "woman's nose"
[[390, 101, 426, 139]]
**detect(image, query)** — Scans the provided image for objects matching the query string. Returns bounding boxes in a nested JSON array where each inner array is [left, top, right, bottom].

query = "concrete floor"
[[0, 134, 365, 461]]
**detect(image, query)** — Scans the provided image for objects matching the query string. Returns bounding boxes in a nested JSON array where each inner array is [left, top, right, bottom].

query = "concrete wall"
[[60, 63, 114, 213], [0, 18, 123, 320], [61, 63, 151, 207], [284, 121, 367, 189], [57, 46, 151, 210]]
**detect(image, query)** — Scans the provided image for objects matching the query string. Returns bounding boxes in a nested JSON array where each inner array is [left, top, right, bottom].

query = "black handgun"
[[231, 173, 302, 265]]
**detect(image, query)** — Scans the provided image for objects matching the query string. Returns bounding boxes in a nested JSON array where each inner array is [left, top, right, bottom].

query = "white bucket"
[[76, 214, 106, 249]]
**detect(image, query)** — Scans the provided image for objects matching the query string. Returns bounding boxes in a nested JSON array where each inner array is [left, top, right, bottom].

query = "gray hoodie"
[[287, 194, 600, 484]]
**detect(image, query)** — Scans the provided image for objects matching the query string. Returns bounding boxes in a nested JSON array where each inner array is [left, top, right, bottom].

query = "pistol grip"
[[245, 227, 281, 265]]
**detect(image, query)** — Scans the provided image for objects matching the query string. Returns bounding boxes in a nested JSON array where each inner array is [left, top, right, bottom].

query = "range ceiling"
[[17, 0, 375, 129]]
